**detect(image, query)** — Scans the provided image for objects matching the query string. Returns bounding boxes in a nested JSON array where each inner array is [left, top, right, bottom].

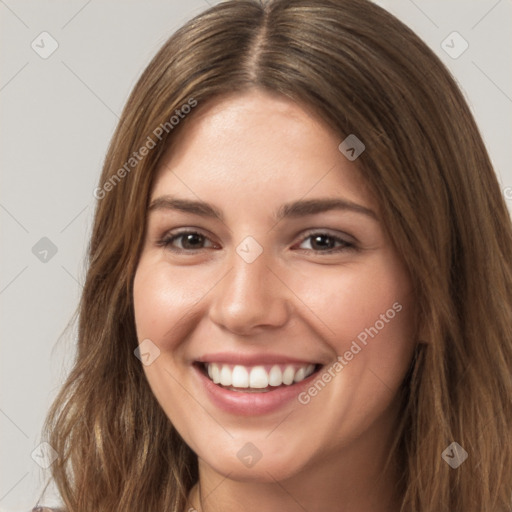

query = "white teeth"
[[204, 362, 316, 389], [268, 365, 282, 386], [212, 364, 220, 384], [231, 365, 249, 387], [220, 365, 232, 386], [282, 366, 295, 385], [249, 366, 268, 388], [295, 365, 315, 382], [293, 367, 306, 383], [211, 363, 220, 384]]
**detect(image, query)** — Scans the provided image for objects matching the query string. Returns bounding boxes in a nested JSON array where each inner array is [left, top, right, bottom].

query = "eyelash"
[[156, 229, 357, 255]]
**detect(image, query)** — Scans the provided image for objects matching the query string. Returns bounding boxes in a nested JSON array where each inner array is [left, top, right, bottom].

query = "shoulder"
[[32, 508, 65, 512]]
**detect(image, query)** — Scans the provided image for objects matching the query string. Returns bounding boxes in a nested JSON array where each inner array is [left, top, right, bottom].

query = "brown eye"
[[177, 233, 206, 250], [159, 231, 216, 251], [297, 232, 355, 253]]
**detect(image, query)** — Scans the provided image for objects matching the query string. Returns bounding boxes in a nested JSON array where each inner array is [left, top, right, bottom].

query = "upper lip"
[[195, 352, 322, 366]]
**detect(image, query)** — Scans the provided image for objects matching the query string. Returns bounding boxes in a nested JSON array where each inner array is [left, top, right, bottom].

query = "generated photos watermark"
[[93, 98, 197, 200], [298, 301, 403, 405], [441, 441, 468, 469], [134, 338, 161, 366]]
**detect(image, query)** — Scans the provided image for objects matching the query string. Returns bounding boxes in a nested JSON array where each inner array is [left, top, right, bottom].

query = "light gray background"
[[1, 1, 511, 510]]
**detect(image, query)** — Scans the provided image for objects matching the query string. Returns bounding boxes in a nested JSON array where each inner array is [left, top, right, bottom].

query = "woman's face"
[[133, 89, 416, 482]]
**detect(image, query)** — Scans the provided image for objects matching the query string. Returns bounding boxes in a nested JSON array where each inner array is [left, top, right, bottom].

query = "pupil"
[[183, 233, 203, 249], [313, 235, 332, 250]]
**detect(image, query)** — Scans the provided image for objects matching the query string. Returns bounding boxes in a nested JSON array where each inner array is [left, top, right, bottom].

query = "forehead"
[[151, 90, 375, 211]]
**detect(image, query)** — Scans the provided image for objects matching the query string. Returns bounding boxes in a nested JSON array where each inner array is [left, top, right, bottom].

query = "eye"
[[296, 232, 356, 253], [157, 230, 217, 252], [157, 229, 356, 254]]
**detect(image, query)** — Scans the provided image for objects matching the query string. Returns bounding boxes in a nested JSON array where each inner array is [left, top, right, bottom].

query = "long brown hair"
[[40, 0, 512, 510]]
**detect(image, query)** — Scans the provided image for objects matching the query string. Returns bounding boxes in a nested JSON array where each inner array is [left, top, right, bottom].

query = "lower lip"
[[193, 364, 320, 416]]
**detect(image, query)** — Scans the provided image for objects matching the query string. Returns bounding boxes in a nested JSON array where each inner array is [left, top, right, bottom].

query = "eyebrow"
[[148, 195, 378, 221]]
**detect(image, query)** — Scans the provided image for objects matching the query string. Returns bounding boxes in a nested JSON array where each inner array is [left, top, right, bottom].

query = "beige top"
[[32, 508, 65, 512]]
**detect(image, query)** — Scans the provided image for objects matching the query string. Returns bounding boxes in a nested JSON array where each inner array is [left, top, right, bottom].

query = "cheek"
[[132, 259, 211, 436], [289, 254, 414, 351], [286, 258, 415, 445], [133, 258, 214, 348], [287, 253, 417, 415]]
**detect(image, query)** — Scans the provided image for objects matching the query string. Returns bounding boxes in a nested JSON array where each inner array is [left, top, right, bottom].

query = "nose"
[[208, 249, 291, 335]]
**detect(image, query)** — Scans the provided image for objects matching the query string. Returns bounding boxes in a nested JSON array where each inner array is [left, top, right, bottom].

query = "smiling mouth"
[[196, 362, 323, 393]]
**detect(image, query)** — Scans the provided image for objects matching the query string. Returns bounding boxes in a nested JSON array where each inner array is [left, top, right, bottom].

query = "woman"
[[36, 0, 512, 511]]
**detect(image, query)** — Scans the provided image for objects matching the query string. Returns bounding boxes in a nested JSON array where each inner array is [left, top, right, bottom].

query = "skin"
[[133, 89, 417, 512]]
